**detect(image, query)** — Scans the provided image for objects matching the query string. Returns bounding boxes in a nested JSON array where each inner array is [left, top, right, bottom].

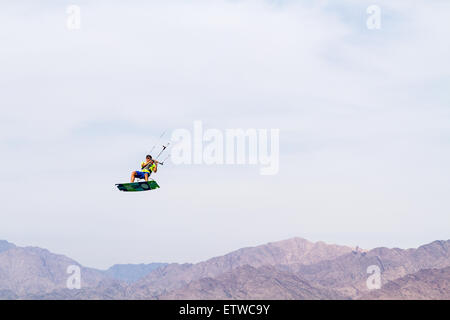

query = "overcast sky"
[[1, 0, 449, 269]]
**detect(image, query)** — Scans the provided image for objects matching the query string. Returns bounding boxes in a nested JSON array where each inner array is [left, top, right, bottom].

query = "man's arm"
[[141, 160, 151, 169], [153, 162, 158, 173]]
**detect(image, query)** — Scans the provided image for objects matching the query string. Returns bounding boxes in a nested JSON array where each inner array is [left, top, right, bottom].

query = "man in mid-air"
[[130, 155, 158, 182]]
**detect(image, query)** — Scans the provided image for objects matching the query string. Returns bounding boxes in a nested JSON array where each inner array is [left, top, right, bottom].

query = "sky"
[[0, 0, 449, 269]]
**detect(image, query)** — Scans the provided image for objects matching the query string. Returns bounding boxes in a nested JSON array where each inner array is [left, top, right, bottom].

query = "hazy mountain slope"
[[0, 240, 16, 254], [0, 289, 18, 300], [22, 280, 130, 300], [2, 238, 449, 300], [287, 240, 450, 297], [0, 244, 111, 296], [158, 265, 348, 300], [359, 266, 450, 300], [103, 263, 167, 283], [131, 237, 353, 297], [0, 241, 166, 299]]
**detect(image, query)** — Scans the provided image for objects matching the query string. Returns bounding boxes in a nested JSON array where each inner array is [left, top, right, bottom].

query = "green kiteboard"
[[116, 180, 160, 192]]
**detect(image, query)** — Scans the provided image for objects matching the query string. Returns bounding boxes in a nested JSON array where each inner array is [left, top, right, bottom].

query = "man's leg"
[[144, 173, 149, 181], [131, 171, 136, 183]]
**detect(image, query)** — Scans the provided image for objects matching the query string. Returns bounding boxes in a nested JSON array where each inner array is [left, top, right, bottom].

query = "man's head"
[[146, 155, 152, 161]]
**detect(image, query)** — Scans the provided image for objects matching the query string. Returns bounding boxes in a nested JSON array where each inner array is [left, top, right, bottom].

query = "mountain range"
[[0, 238, 448, 300]]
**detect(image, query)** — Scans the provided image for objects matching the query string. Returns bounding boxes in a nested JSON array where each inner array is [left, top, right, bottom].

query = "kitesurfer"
[[130, 155, 158, 182]]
